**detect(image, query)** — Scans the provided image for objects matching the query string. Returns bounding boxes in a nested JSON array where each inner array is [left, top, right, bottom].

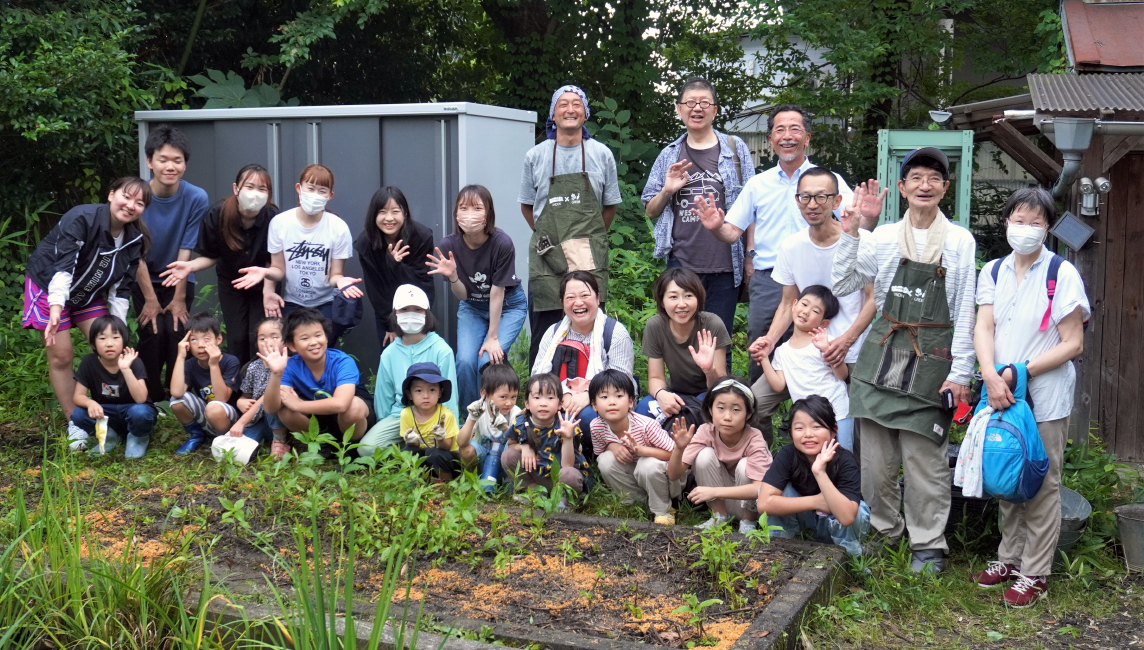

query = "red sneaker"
[[971, 561, 1018, 588], [1003, 574, 1047, 608]]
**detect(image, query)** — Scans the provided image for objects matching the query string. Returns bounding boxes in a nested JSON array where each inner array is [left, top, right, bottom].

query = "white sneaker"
[[739, 519, 759, 534], [696, 514, 732, 530], [555, 498, 568, 512], [67, 422, 89, 452]]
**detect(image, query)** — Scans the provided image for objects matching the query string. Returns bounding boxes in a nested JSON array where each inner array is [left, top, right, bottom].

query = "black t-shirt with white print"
[[436, 228, 520, 304], [74, 353, 149, 405]]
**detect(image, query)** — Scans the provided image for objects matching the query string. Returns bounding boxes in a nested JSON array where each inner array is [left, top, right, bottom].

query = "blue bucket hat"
[[546, 84, 593, 141], [401, 361, 452, 406]]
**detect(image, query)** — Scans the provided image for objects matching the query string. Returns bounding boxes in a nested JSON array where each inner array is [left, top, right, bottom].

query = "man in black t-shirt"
[[758, 396, 870, 556]]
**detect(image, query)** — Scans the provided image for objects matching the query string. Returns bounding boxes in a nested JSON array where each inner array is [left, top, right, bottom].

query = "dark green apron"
[[528, 141, 609, 312], [850, 257, 954, 443]]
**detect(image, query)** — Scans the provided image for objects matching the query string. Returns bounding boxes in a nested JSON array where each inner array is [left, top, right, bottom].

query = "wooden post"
[[1070, 135, 1105, 446]]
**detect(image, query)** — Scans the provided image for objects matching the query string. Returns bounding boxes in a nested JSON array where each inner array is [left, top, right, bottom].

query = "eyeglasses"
[[678, 100, 715, 110], [796, 193, 836, 205], [772, 126, 804, 136], [904, 174, 945, 186]]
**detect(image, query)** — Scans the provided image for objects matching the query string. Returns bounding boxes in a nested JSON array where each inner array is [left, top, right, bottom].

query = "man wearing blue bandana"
[[519, 85, 621, 366]]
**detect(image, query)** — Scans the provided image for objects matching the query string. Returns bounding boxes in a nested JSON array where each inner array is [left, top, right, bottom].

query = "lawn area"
[[1, 407, 1142, 649]]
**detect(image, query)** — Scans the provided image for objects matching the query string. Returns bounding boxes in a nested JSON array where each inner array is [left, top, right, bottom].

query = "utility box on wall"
[[134, 103, 538, 375]]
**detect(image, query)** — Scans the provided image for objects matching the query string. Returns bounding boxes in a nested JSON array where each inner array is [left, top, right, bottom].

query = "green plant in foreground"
[[672, 593, 722, 647]]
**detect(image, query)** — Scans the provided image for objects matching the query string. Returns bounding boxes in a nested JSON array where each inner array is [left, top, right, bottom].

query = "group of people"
[[23, 77, 1090, 609]]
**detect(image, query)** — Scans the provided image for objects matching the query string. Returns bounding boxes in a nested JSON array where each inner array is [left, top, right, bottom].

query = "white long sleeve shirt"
[[832, 221, 978, 385]]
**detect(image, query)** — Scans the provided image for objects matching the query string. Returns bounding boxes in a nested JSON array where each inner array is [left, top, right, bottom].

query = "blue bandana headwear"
[[546, 85, 592, 140]]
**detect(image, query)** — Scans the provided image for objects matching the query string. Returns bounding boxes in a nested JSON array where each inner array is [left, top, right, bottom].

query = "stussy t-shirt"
[[267, 208, 353, 307]]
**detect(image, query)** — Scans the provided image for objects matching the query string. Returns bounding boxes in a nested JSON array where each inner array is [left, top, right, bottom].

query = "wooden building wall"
[[1072, 141, 1144, 461]]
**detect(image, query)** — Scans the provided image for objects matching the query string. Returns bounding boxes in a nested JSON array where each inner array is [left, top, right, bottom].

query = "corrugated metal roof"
[[1028, 73, 1144, 113]]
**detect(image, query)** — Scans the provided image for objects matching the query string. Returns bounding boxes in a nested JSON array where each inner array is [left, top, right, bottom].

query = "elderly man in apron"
[[519, 85, 622, 367], [832, 148, 978, 573]]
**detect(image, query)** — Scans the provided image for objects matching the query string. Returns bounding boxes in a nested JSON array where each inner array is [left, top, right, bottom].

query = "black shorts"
[[312, 384, 376, 437]]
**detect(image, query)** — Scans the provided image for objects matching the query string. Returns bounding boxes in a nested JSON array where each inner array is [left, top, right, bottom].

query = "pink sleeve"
[[681, 424, 714, 467], [743, 429, 773, 481]]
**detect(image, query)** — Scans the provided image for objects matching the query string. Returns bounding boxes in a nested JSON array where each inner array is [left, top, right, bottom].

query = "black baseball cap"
[[899, 147, 950, 179]]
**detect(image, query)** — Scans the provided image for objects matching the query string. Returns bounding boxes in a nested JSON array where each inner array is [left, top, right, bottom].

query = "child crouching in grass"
[[757, 396, 869, 556], [219, 317, 290, 460], [399, 362, 467, 481], [170, 312, 242, 456], [458, 363, 521, 491], [589, 369, 680, 525], [502, 373, 591, 510], [71, 315, 156, 458], [667, 377, 773, 534]]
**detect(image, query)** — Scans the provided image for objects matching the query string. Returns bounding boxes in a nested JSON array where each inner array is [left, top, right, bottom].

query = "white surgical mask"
[[299, 191, 328, 215], [1007, 223, 1047, 255], [397, 312, 426, 334], [237, 189, 268, 213], [457, 214, 486, 234]]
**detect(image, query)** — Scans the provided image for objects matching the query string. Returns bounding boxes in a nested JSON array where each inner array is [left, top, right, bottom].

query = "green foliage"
[[188, 69, 301, 108], [672, 593, 722, 645]]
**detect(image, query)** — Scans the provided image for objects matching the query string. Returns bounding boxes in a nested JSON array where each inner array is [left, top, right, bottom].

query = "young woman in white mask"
[[356, 284, 460, 456], [161, 164, 278, 365], [238, 164, 361, 341], [427, 185, 528, 407], [971, 187, 1090, 607]]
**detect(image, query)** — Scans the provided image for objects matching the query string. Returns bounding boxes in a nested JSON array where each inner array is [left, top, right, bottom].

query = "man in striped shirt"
[[831, 148, 977, 574]]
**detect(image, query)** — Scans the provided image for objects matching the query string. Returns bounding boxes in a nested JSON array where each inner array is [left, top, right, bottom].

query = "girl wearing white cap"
[[357, 284, 458, 456]]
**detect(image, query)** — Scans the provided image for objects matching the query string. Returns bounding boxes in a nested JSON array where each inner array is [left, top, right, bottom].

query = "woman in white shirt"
[[971, 187, 1090, 607]]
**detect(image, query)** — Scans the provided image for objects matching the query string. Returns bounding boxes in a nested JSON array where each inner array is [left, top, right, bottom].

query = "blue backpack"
[[975, 363, 1049, 503]]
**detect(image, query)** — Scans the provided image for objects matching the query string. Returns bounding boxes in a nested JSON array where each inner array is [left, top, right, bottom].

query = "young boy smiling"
[[757, 395, 869, 556], [170, 312, 241, 455], [589, 369, 679, 525], [261, 307, 371, 446]]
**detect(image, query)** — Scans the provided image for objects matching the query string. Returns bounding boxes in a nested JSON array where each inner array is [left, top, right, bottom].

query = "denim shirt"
[[642, 131, 755, 287]]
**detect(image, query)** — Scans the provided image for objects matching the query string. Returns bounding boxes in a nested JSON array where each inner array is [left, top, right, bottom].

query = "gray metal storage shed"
[[134, 102, 538, 375]]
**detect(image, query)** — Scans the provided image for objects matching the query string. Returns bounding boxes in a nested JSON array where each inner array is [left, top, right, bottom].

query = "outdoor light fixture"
[[1078, 176, 1111, 216], [929, 110, 953, 128], [1051, 210, 1096, 252]]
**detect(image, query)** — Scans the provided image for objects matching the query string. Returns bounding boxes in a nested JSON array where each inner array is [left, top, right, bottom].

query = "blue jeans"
[[668, 257, 737, 370], [70, 403, 157, 439], [769, 485, 871, 556], [456, 285, 528, 407], [836, 418, 855, 453], [242, 411, 284, 444]]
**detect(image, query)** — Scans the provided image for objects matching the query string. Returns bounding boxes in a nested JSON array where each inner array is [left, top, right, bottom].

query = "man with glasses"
[[753, 167, 877, 424], [642, 77, 756, 353], [831, 148, 977, 574], [696, 104, 884, 437]]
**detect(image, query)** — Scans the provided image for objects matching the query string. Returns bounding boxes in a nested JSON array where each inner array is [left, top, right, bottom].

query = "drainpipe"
[[1038, 118, 1144, 198]]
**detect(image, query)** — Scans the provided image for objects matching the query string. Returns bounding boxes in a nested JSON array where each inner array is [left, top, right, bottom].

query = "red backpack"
[[551, 317, 619, 383]]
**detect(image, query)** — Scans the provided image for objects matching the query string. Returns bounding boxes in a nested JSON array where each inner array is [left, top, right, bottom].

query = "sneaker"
[[972, 561, 1018, 589], [555, 498, 568, 512], [696, 514, 733, 530], [124, 433, 150, 460], [512, 494, 530, 505], [67, 422, 90, 452], [739, 519, 759, 535], [654, 513, 676, 526], [270, 439, 290, 460], [175, 437, 206, 456], [1003, 573, 1047, 607], [910, 549, 946, 574]]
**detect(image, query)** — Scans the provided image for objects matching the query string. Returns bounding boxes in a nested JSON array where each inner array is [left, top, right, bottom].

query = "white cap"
[[393, 284, 430, 310]]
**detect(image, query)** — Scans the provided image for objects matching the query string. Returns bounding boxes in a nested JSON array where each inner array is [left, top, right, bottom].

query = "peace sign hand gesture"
[[841, 184, 865, 237]]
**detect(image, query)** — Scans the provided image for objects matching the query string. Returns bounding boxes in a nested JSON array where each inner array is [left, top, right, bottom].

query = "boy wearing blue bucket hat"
[[400, 361, 466, 480]]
